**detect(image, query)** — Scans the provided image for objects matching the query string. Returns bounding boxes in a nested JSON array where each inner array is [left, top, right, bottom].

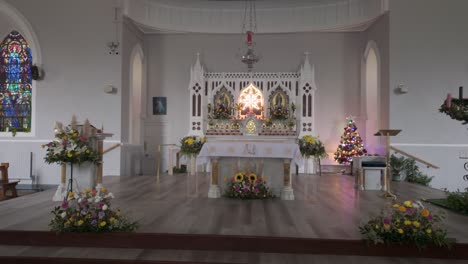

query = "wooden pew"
[[0, 163, 19, 200]]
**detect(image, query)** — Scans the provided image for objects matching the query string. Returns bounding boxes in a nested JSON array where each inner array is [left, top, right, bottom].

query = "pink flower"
[[253, 188, 259, 194], [383, 218, 391, 225], [406, 208, 414, 215], [61, 201, 68, 208], [427, 214, 433, 220]]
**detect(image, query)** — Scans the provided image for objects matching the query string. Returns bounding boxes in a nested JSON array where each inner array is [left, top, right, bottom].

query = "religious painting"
[[153, 97, 167, 115], [213, 87, 234, 119], [238, 83, 263, 118], [268, 88, 289, 111]]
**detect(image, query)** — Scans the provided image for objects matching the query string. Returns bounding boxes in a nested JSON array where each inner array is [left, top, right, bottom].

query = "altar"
[[197, 139, 303, 200], [185, 53, 318, 200]]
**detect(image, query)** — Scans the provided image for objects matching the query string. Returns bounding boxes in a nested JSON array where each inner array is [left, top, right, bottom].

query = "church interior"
[[0, 0, 468, 263]]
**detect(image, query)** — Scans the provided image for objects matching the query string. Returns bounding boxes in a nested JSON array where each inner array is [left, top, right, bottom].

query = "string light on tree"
[[334, 117, 367, 164]]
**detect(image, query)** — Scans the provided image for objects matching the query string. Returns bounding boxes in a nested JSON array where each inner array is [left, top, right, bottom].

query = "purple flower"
[[253, 188, 259, 194], [80, 199, 88, 206], [243, 188, 249, 193], [98, 211, 105, 218], [383, 218, 391, 225], [61, 201, 68, 208], [406, 208, 414, 215], [91, 219, 97, 226], [234, 185, 240, 191], [427, 214, 433, 220], [81, 209, 87, 215], [91, 212, 97, 218]]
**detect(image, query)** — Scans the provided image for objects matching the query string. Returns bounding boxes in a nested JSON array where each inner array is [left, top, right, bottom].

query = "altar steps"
[[0, 256, 243, 264], [0, 230, 467, 262]]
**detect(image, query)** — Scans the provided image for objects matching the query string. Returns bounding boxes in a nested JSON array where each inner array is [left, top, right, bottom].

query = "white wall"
[[389, 0, 468, 191], [144, 32, 363, 168], [0, 0, 123, 183]]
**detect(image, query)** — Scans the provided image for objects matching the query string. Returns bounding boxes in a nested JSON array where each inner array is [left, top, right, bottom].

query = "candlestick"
[[446, 93, 452, 108]]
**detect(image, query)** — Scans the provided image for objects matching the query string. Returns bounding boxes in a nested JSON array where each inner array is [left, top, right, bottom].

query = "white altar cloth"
[[197, 141, 303, 166]]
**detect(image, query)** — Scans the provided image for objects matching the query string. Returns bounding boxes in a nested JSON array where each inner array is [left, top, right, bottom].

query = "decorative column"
[[52, 164, 67, 201], [281, 159, 295, 200], [208, 158, 221, 198]]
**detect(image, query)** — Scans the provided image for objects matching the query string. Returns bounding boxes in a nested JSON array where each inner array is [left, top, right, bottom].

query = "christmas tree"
[[334, 117, 367, 164]]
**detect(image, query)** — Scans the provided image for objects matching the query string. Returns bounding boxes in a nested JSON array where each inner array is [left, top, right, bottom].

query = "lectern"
[[374, 129, 401, 199]]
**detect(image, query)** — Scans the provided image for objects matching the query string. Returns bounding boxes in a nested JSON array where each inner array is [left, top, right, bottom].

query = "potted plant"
[[390, 154, 407, 181]]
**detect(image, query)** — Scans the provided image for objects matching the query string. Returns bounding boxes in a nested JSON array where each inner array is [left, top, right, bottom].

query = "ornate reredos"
[[213, 87, 234, 113]]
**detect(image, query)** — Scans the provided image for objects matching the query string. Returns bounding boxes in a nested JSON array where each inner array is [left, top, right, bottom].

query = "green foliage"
[[50, 189, 138, 233], [389, 154, 433, 186], [225, 172, 274, 199], [359, 200, 452, 248], [445, 188, 468, 214], [172, 165, 187, 174]]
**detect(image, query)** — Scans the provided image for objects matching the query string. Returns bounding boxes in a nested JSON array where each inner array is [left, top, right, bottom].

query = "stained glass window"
[[0, 31, 32, 132]]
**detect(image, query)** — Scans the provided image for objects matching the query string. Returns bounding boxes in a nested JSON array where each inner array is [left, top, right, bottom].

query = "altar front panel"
[[217, 157, 287, 197]]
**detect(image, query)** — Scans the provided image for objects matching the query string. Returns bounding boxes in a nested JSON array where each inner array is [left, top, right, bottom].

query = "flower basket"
[[359, 200, 452, 248], [298, 135, 327, 159], [224, 172, 274, 199], [180, 136, 205, 157], [49, 188, 138, 233]]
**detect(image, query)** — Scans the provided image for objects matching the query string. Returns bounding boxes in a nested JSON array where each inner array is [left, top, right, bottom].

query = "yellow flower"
[[303, 135, 316, 144], [67, 152, 73, 158], [374, 224, 379, 229], [383, 224, 390, 229], [426, 229, 432, 234], [398, 228, 404, 234], [100, 221, 107, 227], [101, 187, 107, 193], [84, 188, 91, 193], [234, 173, 244, 182], [109, 217, 116, 223], [412, 221, 420, 228], [404, 220, 412, 226], [403, 201, 413, 208], [68, 192, 75, 199], [248, 173, 257, 182], [66, 220, 71, 225], [62, 136, 68, 140], [393, 204, 400, 208], [85, 150, 90, 154], [72, 133, 78, 138], [77, 220, 84, 226], [185, 138, 194, 145], [420, 209, 430, 217], [399, 206, 407, 213]]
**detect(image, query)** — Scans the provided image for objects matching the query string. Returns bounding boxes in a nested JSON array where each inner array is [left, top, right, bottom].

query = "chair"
[[0, 163, 19, 200]]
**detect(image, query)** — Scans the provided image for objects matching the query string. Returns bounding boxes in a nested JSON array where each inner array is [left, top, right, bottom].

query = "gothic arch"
[[0, 0, 41, 136], [361, 40, 381, 154], [129, 43, 145, 144]]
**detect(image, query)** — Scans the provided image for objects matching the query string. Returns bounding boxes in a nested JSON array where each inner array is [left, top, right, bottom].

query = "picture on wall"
[[153, 97, 167, 115]]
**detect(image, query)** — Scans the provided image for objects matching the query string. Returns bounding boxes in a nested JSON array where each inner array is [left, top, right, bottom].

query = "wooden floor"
[[0, 173, 467, 263]]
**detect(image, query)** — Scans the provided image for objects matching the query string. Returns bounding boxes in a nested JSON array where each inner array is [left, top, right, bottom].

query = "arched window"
[[0, 30, 32, 132]]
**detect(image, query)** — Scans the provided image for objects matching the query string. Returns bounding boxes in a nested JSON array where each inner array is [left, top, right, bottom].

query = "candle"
[[446, 93, 452, 108], [459, 86, 463, 101], [247, 31, 253, 45]]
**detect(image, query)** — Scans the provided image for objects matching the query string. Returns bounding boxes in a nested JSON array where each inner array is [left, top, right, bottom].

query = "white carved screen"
[[187, 54, 317, 137]]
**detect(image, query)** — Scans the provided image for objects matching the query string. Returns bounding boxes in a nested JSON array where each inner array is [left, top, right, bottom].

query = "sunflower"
[[234, 172, 244, 182], [248, 173, 257, 182]]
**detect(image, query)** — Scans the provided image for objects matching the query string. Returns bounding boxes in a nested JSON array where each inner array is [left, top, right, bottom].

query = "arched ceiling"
[[123, 0, 388, 34]]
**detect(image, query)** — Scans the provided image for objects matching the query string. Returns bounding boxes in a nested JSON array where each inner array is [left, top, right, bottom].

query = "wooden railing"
[[390, 146, 440, 169], [102, 143, 122, 155]]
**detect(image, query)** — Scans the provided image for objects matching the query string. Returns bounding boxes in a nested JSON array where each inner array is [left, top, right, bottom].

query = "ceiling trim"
[[123, 0, 388, 34]]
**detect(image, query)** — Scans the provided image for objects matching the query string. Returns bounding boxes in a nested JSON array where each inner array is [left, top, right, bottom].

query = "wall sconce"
[[107, 41, 120, 55], [31, 64, 42, 80], [395, 84, 408, 94], [104, 84, 117, 94]]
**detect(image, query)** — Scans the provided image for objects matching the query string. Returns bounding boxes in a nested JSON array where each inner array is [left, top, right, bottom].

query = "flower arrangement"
[[298, 135, 327, 159], [225, 172, 274, 199], [213, 104, 232, 119], [49, 188, 138, 233], [359, 200, 452, 248], [180, 136, 205, 156], [270, 105, 289, 120], [43, 124, 100, 165]]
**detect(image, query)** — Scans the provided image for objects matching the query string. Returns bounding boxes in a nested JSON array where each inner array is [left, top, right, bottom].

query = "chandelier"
[[239, 0, 260, 71]]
